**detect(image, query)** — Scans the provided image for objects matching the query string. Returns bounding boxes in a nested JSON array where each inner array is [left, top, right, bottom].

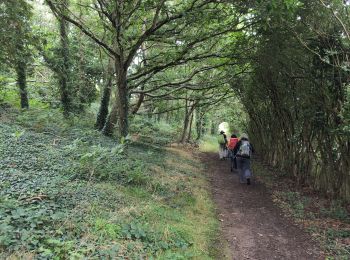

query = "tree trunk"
[[77, 3, 89, 108], [166, 110, 170, 122], [58, 1, 71, 117], [181, 114, 190, 143], [131, 89, 144, 115], [95, 59, 114, 130], [116, 60, 129, 137], [102, 103, 118, 136], [196, 108, 203, 140], [180, 100, 189, 143], [16, 61, 29, 109], [187, 111, 194, 142], [181, 101, 197, 143], [210, 120, 215, 135], [132, 28, 147, 116]]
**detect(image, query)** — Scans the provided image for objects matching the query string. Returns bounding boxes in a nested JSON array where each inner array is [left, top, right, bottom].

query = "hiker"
[[234, 133, 254, 185], [227, 134, 239, 172], [218, 130, 228, 159]]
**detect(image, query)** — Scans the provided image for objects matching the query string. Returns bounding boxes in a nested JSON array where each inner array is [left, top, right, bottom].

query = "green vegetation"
[[254, 163, 350, 259], [240, 0, 350, 201], [199, 136, 218, 153], [1, 0, 350, 258], [0, 107, 219, 258]]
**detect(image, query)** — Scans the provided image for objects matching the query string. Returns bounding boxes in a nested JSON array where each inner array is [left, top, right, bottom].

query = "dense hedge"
[[241, 0, 350, 201]]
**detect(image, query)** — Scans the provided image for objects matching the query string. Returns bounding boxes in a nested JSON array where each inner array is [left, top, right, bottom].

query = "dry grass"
[[6, 253, 35, 260], [199, 136, 219, 153]]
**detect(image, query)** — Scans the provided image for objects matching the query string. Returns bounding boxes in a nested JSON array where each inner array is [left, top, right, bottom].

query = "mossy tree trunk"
[[58, 0, 71, 117], [102, 56, 129, 138], [96, 59, 114, 130], [16, 60, 29, 109], [102, 103, 118, 136]]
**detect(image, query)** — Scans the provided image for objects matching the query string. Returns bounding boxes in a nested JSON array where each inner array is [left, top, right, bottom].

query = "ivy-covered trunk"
[[15, 60, 29, 109], [96, 59, 114, 130], [116, 64, 129, 138], [102, 103, 118, 136], [58, 1, 71, 117], [102, 57, 129, 138]]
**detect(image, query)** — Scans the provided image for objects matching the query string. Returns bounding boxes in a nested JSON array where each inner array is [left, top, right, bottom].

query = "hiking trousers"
[[229, 150, 237, 170], [236, 157, 251, 183], [219, 144, 228, 159]]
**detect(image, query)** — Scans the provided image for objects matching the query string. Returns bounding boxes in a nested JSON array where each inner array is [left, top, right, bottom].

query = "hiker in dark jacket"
[[233, 133, 254, 185]]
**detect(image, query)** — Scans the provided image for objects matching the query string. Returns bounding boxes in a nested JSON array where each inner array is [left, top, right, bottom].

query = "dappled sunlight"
[[199, 135, 219, 153]]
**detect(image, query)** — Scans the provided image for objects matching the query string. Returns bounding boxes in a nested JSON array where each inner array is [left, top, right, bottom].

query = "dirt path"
[[201, 152, 323, 260]]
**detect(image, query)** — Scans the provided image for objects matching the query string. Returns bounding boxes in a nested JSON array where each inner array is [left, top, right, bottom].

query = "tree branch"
[[45, 0, 118, 57]]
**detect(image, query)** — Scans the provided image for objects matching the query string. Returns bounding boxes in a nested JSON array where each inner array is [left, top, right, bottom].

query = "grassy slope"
[[0, 105, 218, 259]]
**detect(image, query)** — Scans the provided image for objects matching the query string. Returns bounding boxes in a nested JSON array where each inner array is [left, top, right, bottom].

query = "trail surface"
[[201, 152, 323, 260]]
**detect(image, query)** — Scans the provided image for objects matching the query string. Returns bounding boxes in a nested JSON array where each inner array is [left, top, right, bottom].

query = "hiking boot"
[[247, 178, 251, 185]]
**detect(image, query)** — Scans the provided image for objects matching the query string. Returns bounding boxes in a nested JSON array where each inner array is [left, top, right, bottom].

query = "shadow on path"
[[200, 152, 323, 260]]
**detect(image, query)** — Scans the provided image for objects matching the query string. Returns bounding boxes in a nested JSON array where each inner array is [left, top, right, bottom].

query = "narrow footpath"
[[201, 152, 323, 260]]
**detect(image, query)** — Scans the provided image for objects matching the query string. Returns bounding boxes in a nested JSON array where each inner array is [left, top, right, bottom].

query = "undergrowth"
[[0, 106, 218, 259], [199, 135, 218, 153], [253, 163, 350, 259], [131, 116, 182, 146]]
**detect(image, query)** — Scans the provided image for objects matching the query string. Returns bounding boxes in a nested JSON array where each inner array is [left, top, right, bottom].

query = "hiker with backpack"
[[227, 134, 239, 172], [233, 133, 254, 185], [218, 130, 228, 159]]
